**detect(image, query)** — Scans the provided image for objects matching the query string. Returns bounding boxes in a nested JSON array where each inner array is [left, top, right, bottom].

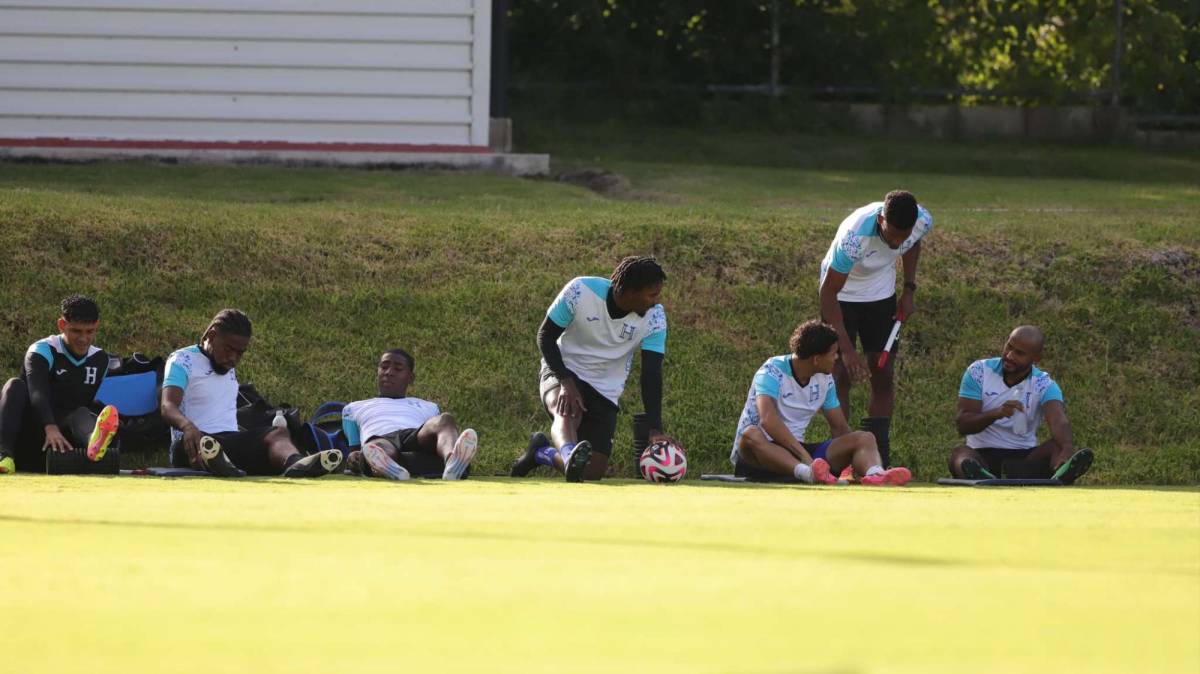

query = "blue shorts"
[[734, 438, 833, 482]]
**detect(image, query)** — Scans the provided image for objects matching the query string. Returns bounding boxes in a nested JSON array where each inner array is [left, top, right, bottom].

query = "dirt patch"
[[557, 168, 632, 197]]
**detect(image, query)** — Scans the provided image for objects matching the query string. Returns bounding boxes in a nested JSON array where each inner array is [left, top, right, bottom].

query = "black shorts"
[[171, 428, 277, 475], [974, 447, 1052, 479], [836, 295, 898, 354], [367, 428, 423, 455], [539, 366, 619, 456]]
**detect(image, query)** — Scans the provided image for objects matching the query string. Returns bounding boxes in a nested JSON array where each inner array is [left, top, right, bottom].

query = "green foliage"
[[0, 129, 1197, 484], [508, 0, 1200, 114]]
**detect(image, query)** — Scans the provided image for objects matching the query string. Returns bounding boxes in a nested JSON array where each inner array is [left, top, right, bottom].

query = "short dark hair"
[[384, 348, 415, 371], [60, 294, 99, 323], [610, 256, 667, 294], [789, 320, 839, 359], [205, 309, 252, 339], [883, 190, 919, 231]]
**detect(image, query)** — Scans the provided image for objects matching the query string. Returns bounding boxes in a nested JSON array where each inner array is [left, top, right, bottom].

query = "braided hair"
[[203, 309, 253, 341], [610, 256, 667, 294]]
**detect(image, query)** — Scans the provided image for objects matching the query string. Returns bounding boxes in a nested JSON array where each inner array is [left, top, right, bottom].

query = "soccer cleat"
[[86, 404, 120, 462], [361, 442, 410, 481], [564, 440, 592, 483], [0, 452, 14, 474], [198, 436, 246, 478], [811, 458, 838, 485], [1052, 448, 1094, 485], [960, 457, 997, 480], [283, 449, 344, 478], [860, 466, 912, 486], [510, 431, 551, 477], [838, 465, 855, 482], [442, 428, 478, 480]]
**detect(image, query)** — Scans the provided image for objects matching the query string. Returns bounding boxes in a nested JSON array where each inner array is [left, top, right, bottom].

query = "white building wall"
[[0, 0, 492, 147]]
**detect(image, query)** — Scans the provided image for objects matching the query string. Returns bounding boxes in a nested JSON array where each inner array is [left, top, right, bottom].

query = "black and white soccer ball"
[[638, 440, 687, 483]]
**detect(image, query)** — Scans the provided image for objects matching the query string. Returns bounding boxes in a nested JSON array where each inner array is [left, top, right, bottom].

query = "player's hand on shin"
[[556, 378, 587, 418], [181, 424, 204, 468], [42, 425, 72, 453]]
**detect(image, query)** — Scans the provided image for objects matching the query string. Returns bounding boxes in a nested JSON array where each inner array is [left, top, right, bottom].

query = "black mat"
[[120, 467, 212, 477], [937, 477, 1062, 487]]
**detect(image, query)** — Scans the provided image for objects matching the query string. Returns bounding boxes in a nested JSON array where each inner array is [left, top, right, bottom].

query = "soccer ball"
[[639, 441, 687, 483]]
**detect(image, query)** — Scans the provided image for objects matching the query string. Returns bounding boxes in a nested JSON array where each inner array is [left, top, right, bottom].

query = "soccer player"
[[510, 256, 683, 482], [0, 295, 119, 474], [819, 190, 932, 467], [341, 349, 478, 481], [160, 309, 343, 478], [731, 320, 911, 486], [948, 325, 1093, 483]]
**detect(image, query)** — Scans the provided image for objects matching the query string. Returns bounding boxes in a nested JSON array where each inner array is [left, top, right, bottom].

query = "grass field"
[[1, 475, 1197, 673], [1, 127, 1197, 482]]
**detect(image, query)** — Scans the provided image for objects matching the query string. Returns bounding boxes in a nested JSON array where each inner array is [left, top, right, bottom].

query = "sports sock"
[[558, 442, 576, 462], [793, 463, 814, 483], [534, 445, 557, 467], [284, 454, 301, 469], [865, 465, 884, 476]]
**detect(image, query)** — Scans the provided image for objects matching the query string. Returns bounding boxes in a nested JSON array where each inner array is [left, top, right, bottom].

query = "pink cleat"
[[838, 465, 855, 482], [811, 458, 838, 485], [86, 405, 119, 461], [860, 466, 911, 486]]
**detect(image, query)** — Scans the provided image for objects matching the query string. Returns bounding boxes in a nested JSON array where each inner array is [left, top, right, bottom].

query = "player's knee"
[[433, 412, 457, 430], [851, 430, 877, 450], [265, 426, 290, 443], [2, 377, 25, 396]]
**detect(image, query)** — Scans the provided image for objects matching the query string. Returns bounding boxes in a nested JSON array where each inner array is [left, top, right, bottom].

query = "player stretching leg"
[[948, 325, 1093, 483], [160, 309, 342, 478], [0, 295, 119, 474], [819, 190, 933, 468], [511, 256, 684, 482], [731, 320, 911, 486], [341, 349, 478, 481]]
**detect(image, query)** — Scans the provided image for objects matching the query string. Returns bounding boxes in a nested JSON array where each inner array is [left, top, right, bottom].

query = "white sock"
[[793, 463, 814, 483], [866, 465, 884, 476]]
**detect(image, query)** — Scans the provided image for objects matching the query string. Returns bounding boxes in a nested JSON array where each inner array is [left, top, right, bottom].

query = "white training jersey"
[[545, 276, 667, 406], [341, 396, 440, 446], [163, 345, 239, 442], [730, 355, 840, 465], [958, 357, 1065, 450], [819, 201, 933, 303]]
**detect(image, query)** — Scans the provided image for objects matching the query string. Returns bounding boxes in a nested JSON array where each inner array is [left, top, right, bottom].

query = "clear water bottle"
[[272, 410, 287, 429], [1011, 382, 1029, 436]]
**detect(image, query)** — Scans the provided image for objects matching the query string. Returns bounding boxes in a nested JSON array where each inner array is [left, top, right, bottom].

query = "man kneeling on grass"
[[730, 320, 911, 486], [161, 309, 343, 478], [948, 325, 1093, 483], [342, 349, 478, 481]]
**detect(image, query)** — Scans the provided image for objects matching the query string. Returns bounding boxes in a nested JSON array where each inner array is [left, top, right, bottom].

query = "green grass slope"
[[0, 129, 1197, 482], [1, 476, 1197, 673]]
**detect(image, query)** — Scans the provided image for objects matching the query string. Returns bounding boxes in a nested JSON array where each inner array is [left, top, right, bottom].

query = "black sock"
[[860, 417, 891, 468], [284, 454, 301, 469]]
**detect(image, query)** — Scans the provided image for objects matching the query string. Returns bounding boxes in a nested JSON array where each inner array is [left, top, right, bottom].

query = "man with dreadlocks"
[[160, 309, 343, 478], [819, 190, 932, 469], [511, 256, 684, 482], [0, 295, 120, 474]]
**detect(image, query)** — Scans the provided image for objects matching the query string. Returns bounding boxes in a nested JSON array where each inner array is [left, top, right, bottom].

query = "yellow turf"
[[1, 475, 1197, 673]]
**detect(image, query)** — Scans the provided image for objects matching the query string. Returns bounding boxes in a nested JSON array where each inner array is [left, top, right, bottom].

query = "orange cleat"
[[86, 405, 119, 462], [860, 466, 911, 486]]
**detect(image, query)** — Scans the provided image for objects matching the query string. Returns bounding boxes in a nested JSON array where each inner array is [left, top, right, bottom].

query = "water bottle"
[[272, 410, 287, 429], [1011, 382, 1029, 436]]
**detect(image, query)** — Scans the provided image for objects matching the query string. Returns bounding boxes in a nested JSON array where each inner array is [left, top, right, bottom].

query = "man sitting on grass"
[[948, 325, 1093, 483], [161, 309, 343, 478], [342, 348, 478, 481], [730, 320, 911, 486], [510, 256, 684, 482], [0, 295, 120, 474]]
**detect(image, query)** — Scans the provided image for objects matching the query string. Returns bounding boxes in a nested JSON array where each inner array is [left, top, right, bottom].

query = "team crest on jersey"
[[809, 385, 820, 403], [619, 323, 637, 341], [84, 366, 98, 385]]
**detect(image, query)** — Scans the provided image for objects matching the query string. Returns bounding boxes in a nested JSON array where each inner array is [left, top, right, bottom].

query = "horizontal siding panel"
[[0, 117, 472, 144], [0, 1, 473, 15], [0, 36, 472, 69], [0, 63, 472, 96], [0, 9, 473, 43], [0, 90, 471, 123]]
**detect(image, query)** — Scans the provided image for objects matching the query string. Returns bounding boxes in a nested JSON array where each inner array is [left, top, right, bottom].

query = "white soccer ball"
[[639, 441, 687, 483]]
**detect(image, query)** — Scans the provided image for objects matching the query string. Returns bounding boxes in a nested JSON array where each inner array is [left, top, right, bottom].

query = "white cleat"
[[442, 428, 478, 480], [362, 441, 411, 481]]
